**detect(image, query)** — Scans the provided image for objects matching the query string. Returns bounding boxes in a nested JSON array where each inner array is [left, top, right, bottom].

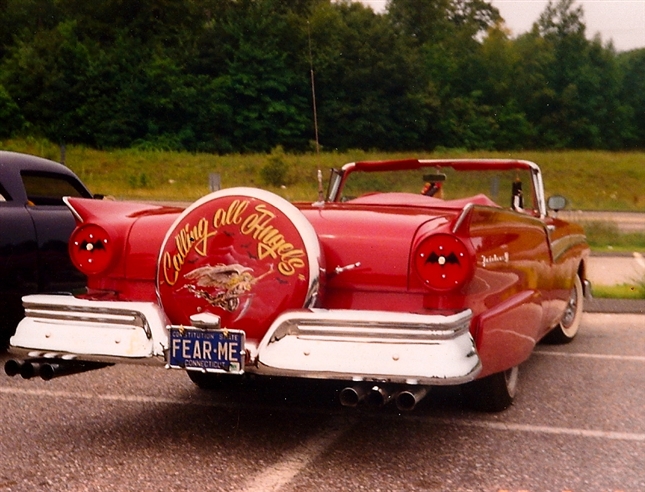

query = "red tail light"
[[413, 234, 472, 291], [69, 224, 113, 275]]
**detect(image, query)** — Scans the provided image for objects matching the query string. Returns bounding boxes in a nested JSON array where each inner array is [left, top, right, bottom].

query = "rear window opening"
[[0, 183, 11, 202], [21, 171, 89, 206]]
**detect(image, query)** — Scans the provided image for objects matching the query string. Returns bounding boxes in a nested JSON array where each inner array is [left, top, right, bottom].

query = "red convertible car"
[[6, 159, 590, 411]]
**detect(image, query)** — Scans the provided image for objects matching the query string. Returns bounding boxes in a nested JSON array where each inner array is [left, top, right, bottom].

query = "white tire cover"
[[156, 188, 322, 340]]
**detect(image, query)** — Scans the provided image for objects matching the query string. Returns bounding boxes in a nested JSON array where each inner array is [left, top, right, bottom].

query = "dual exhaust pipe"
[[7, 357, 428, 411], [339, 384, 430, 411], [5, 358, 110, 381]]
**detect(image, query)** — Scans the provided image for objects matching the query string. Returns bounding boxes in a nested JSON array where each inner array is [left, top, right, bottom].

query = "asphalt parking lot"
[[0, 310, 643, 492]]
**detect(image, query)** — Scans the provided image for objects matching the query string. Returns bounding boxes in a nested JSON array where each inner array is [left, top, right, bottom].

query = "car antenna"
[[308, 21, 320, 157], [308, 21, 324, 205]]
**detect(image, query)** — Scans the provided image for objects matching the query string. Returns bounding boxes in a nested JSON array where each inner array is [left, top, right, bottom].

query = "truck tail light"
[[69, 223, 113, 275], [413, 234, 472, 291]]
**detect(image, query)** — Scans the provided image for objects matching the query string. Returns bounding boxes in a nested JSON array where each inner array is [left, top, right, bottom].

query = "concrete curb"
[[585, 298, 645, 314]]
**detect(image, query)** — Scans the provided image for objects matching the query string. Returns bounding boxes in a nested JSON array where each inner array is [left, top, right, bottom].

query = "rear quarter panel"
[[123, 211, 183, 299], [67, 198, 183, 300], [464, 206, 553, 377]]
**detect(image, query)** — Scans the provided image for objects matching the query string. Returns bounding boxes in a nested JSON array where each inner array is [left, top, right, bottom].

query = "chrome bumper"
[[584, 279, 593, 300], [255, 308, 480, 385], [11, 295, 481, 384], [10, 294, 170, 364]]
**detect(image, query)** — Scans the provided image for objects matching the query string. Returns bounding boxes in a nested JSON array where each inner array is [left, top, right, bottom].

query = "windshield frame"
[[326, 159, 546, 217]]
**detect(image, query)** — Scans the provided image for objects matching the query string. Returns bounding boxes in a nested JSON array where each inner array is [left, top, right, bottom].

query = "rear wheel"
[[543, 274, 583, 344], [462, 366, 519, 412]]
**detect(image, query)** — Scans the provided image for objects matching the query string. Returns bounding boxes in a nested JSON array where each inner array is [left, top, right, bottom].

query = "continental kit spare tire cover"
[[157, 188, 322, 340]]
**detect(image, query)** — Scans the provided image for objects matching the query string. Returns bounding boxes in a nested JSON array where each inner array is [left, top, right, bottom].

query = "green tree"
[[74, 35, 160, 148], [0, 20, 91, 143], [55, 0, 204, 50], [0, 0, 62, 58], [516, 0, 628, 148], [477, 25, 536, 149], [386, 0, 504, 149], [387, 0, 499, 43], [387, 0, 455, 45], [0, 0, 639, 152], [0, 84, 25, 137], [618, 49, 645, 147], [311, 2, 434, 150], [212, 0, 313, 152]]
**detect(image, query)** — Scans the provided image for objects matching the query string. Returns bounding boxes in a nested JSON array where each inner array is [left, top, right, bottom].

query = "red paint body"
[[65, 159, 590, 380]]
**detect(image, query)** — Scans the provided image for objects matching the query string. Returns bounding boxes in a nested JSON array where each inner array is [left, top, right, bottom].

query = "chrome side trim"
[[452, 202, 475, 234], [264, 309, 470, 341], [62, 196, 83, 222]]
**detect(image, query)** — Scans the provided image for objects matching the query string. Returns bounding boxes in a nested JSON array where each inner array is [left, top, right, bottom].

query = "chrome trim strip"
[[23, 301, 153, 339], [452, 202, 475, 234], [62, 195, 83, 222], [255, 308, 481, 385], [265, 309, 470, 342], [11, 295, 170, 361]]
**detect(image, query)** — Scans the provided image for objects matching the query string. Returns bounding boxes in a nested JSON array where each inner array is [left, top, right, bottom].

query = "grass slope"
[[2, 139, 644, 298], [3, 139, 645, 209]]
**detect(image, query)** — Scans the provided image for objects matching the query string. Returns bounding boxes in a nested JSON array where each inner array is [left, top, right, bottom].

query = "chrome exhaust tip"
[[20, 361, 42, 379], [4, 359, 26, 377], [4, 358, 110, 381], [395, 386, 430, 412], [5, 359, 49, 379], [339, 386, 368, 407], [366, 385, 395, 407]]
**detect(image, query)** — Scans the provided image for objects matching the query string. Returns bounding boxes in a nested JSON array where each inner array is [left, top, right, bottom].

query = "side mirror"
[[547, 195, 567, 212]]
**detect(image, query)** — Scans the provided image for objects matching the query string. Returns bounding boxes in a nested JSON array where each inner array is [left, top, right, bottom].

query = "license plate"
[[168, 326, 245, 374]]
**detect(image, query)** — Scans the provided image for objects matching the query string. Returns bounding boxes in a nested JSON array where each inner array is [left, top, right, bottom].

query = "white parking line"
[[634, 251, 645, 269], [420, 417, 645, 442], [0, 386, 351, 492], [0, 387, 190, 406], [534, 350, 645, 363], [241, 418, 351, 492], [1, 386, 644, 443]]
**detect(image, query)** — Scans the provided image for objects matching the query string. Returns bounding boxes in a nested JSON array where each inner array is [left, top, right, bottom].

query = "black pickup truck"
[[0, 151, 93, 345]]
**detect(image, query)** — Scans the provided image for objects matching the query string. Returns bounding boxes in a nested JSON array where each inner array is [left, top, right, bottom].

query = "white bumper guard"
[[10, 294, 481, 385]]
